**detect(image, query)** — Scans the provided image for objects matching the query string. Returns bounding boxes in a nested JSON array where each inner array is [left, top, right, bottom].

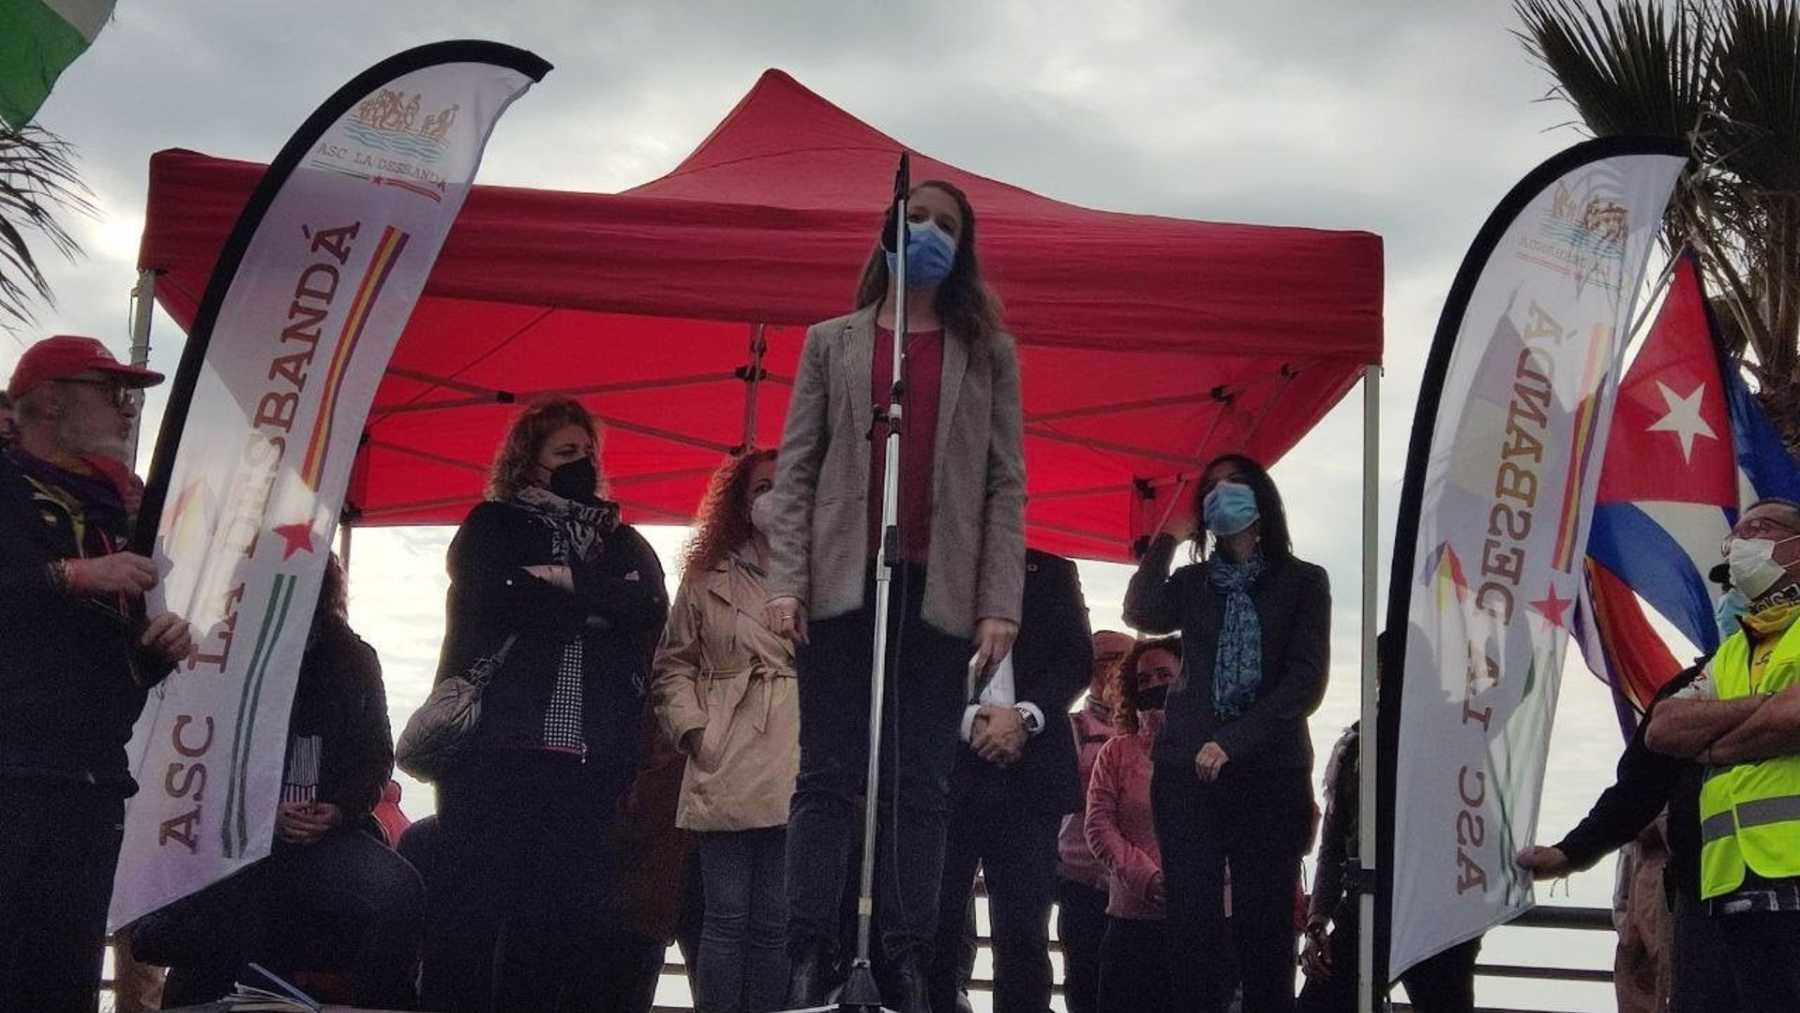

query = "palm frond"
[[0, 124, 94, 329], [1514, 0, 1709, 142], [1707, 1, 1800, 190]]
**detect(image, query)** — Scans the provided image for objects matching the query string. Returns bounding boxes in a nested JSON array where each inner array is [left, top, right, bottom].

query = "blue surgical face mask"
[[1202, 480, 1259, 537], [886, 218, 957, 289], [1715, 587, 1750, 642]]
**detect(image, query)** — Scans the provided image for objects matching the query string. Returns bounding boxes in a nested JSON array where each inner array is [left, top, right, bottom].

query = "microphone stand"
[[785, 151, 911, 1013]]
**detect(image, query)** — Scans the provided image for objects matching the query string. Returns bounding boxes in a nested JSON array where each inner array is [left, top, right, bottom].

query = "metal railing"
[[103, 904, 1618, 1012]]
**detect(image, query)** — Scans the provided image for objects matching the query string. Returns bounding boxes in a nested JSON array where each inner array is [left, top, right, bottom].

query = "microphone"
[[882, 151, 911, 253]]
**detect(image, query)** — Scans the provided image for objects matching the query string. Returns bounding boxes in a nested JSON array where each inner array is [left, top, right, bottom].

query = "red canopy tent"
[[137, 68, 1382, 562]]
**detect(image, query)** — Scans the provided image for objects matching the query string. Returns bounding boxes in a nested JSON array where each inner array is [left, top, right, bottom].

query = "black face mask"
[[1135, 684, 1169, 712], [548, 457, 598, 501]]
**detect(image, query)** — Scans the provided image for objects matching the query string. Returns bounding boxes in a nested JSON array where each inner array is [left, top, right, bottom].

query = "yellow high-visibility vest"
[[1698, 617, 1800, 900]]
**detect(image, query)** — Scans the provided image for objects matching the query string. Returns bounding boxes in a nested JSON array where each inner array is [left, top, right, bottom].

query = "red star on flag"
[[273, 522, 315, 561], [1530, 583, 1573, 629]]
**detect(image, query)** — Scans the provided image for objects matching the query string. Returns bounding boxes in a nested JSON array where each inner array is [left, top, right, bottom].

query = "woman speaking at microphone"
[[1124, 454, 1330, 1013], [762, 180, 1026, 1013]]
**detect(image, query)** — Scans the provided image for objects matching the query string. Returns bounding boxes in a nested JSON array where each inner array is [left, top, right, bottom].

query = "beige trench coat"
[[651, 556, 799, 832]]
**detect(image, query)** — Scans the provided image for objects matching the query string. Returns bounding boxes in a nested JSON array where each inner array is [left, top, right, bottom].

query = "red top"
[[868, 326, 943, 564]]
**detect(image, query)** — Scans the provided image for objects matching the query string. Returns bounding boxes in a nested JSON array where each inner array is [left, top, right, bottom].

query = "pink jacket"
[[1085, 710, 1163, 920], [1057, 701, 1116, 890]]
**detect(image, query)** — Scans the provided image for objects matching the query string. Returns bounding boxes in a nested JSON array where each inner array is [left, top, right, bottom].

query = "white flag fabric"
[[110, 41, 548, 930], [1379, 138, 1685, 979]]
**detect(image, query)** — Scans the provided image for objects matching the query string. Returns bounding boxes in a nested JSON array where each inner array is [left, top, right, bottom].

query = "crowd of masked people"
[[6, 176, 1800, 1013], [0, 343, 1441, 1013]]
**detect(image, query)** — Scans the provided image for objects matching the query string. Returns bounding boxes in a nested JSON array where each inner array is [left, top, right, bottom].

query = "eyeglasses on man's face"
[[58, 378, 144, 413], [1721, 514, 1800, 557]]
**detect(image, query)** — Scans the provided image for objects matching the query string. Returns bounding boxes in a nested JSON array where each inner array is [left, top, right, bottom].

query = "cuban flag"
[[1575, 253, 1800, 735]]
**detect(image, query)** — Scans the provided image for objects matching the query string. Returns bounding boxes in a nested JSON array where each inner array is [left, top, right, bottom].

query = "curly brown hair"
[[1111, 635, 1181, 734], [486, 398, 601, 502], [680, 449, 777, 582]]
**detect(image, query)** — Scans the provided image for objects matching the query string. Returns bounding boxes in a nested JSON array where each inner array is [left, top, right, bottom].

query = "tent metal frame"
[[122, 270, 1388, 1012]]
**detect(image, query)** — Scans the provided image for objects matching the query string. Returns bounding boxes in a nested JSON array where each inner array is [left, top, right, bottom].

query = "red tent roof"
[[139, 69, 1381, 562]]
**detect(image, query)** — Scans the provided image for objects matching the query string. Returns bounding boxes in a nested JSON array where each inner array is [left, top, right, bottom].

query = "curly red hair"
[[680, 449, 777, 582]]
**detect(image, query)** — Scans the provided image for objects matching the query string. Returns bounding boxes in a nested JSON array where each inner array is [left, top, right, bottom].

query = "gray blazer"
[[765, 304, 1026, 638]]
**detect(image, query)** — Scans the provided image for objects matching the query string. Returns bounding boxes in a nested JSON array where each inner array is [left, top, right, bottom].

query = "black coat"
[[288, 623, 393, 820], [1553, 664, 1704, 905], [1124, 534, 1330, 773], [950, 549, 1093, 815], [0, 449, 172, 789], [435, 500, 668, 795]]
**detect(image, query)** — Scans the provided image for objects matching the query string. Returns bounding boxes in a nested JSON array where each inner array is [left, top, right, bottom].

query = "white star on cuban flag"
[[1578, 256, 1739, 721]]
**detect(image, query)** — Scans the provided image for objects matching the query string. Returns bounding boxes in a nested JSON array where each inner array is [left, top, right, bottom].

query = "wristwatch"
[[1014, 704, 1042, 734]]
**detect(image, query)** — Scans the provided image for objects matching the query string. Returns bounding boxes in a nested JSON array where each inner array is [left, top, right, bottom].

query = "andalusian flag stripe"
[[0, 0, 116, 127], [299, 225, 409, 489], [219, 573, 296, 857]]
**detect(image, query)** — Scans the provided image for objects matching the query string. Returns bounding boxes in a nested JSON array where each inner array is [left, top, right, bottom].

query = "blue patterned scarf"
[[1209, 554, 1266, 720]]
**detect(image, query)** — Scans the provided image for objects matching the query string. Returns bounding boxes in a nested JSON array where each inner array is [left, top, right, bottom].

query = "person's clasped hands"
[[970, 703, 1027, 767], [275, 800, 345, 846]]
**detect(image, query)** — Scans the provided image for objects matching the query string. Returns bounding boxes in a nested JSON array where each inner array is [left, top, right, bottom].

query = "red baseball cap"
[[8, 335, 165, 401]]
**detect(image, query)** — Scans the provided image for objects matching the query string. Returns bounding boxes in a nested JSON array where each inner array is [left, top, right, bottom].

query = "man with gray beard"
[[0, 335, 194, 1013]]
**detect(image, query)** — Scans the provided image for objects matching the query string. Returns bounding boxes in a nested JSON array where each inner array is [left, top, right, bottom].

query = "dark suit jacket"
[[950, 549, 1093, 815], [1553, 664, 1704, 904], [1124, 534, 1330, 774]]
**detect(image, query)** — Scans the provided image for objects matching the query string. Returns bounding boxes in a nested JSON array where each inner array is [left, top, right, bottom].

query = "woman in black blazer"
[[1124, 453, 1329, 1013], [420, 397, 669, 1013]]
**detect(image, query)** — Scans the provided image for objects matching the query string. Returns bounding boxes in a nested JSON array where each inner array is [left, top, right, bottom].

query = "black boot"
[[887, 952, 931, 1013], [787, 941, 836, 1007]]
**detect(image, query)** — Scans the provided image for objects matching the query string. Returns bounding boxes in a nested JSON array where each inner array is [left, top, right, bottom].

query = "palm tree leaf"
[[1515, 0, 1709, 141], [0, 123, 93, 327], [1708, 1, 1800, 190]]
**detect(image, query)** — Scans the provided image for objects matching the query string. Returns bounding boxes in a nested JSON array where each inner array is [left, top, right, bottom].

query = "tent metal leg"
[[338, 523, 353, 571], [128, 269, 156, 465], [741, 323, 767, 452], [1357, 362, 1380, 1012]]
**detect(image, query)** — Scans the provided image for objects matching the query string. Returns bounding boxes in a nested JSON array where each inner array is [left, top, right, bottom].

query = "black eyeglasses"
[[58, 378, 144, 412]]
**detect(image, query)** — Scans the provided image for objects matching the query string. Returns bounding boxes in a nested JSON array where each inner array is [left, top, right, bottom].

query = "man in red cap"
[[0, 335, 194, 1013]]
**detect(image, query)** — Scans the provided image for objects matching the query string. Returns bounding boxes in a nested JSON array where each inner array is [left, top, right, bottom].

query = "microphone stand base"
[[775, 961, 897, 1013]]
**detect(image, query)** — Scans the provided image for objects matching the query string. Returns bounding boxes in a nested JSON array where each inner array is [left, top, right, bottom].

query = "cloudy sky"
[[8, 3, 1671, 1008]]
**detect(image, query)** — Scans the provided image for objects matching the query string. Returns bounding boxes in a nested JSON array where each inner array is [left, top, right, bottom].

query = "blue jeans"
[[697, 828, 789, 1013], [784, 566, 970, 964]]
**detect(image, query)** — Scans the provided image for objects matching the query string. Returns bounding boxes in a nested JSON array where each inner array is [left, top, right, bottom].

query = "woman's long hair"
[[1111, 635, 1181, 734], [1188, 452, 1293, 563], [680, 449, 776, 582], [486, 397, 601, 502], [308, 551, 351, 647], [852, 179, 1003, 346]]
